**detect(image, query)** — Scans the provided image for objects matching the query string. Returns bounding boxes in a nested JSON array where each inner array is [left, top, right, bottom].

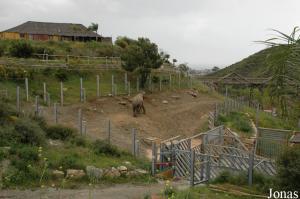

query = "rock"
[[52, 170, 64, 178], [86, 166, 103, 182], [108, 93, 113, 97], [187, 91, 197, 97], [162, 100, 168, 104], [135, 169, 148, 175], [123, 161, 132, 166], [117, 166, 128, 174], [66, 169, 85, 179], [126, 170, 139, 177], [118, 101, 127, 105], [171, 95, 180, 100], [105, 167, 120, 178]]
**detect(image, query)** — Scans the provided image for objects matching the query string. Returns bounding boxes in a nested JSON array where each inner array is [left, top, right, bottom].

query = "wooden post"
[[111, 75, 114, 96], [25, 78, 29, 101], [78, 109, 83, 135], [108, 119, 111, 144], [149, 73, 152, 91], [132, 128, 136, 157], [35, 96, 39, 116], [248, 149, 254, 186], [128, 81, 131, 96], [16, 86, 20, 113], [43, 82, 47, 103], [60, 82, 64, 106], [225, 86, 228, 98], [190, 150, 195, 186], [178, 73, 181, 89], [83, 120, 87, 135], [96, 75, 100, 97], [114, 84, 117, 96], [151, 142, 157, 176], [54, 103, 58, 124], [80, 78, 83, 102], [125, 73, 128, 91]]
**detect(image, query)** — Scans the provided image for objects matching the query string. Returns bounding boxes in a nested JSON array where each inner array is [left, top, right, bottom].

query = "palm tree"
[[258, 27, 300, 117]]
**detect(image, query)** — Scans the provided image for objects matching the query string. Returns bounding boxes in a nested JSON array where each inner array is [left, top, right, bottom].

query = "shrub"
[[13, 118, 46, 146], [13, 146, 39, 163], [32, 115, 48, 131], [34, 46, 54, 55], [54, 69, 68, 82], [0, 44, 5, 56], [92, 139, 121, 157], [9, 41, 33, 58], [276, 146, 300, 191], [0, 148, 8, 161], [59, 154, 84, 170], [0, 127, 15, 146], [46, 125, 76, 140], [0, 101, 18, 125], [70, 136, 87, 147]]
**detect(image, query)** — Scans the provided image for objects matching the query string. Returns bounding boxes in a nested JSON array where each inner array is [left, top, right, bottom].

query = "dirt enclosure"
[[42, 90, 219, 155]]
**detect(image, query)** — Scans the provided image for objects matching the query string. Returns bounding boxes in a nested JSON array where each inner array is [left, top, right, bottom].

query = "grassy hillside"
[[210, 45, 291, 77]]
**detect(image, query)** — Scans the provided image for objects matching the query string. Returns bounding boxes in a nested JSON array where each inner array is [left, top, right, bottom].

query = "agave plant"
[[258, 27, 300, 117]]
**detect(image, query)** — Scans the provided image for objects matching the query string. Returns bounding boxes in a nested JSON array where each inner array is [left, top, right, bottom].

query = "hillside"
[[210, 45, 290, 77]]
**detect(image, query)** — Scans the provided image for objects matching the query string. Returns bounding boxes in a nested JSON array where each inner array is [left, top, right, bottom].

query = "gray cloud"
[[1, 0, 300, 68]]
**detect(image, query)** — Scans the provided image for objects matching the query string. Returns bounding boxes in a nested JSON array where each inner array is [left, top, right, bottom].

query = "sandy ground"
[[0, 181, 191, 199], [40, 90, 219, 154]]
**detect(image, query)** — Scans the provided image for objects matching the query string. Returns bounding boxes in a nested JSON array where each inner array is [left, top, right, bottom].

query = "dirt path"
[[0, 181, 190, 199], [41, 90, 219, 154]]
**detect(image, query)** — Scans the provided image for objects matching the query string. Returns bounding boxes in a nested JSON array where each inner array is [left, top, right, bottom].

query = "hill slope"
[[211, 45, 291, 77]]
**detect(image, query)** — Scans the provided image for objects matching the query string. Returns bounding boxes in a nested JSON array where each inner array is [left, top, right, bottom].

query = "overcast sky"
[[1, 0, 300, 69]]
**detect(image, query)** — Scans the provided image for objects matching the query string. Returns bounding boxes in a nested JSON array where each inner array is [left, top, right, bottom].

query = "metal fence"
[[152, 126, 276, 186]]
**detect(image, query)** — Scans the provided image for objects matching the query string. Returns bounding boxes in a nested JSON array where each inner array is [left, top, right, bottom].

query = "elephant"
[[132, 92, 146, 117]]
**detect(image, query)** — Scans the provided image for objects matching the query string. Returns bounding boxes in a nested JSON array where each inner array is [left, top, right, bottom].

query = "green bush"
[[59, 153, 84, 170], [11, 146, 39, 163], [0, 44, 5, 56], [217, 112, 253, 134], [0, 127, 15, 146], [9, 41, 33, 58], [92, 139, 122, 157], [13, 118, 46, 146], [32, 115, 48, 131], [46, 125, 76, 141], [54, 68, 68, 82], [276, 146, 300, 191], [70, 136, 87, 147], [0, 101, 17, 125], [2, 166, 41, 187], [0, 148, 8, 161]]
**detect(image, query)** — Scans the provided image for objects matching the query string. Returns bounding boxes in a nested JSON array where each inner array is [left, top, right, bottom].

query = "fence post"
[[54, 103, 58, 124], [78, 109, 83, 135], [96, 75, 100, 97], [178, 73, 181, 89], [132, 128, 136, 157], [256, 103, 259, 127], [16, 86, 20, 113], [83, 120, 87, 135], [248, 149, 254, 186], [108, 119, 111, 144], [149, 73, 152, 91], [25, 78, 29, 101], [114, 84, 117, 96], [159, 144, 163, 171], [60, 82, 64, 106], [43, 82, 47, 103], [111, 75, 114, 96], [125, 73, 128, 91], [151, 142, 157, 176], [206, 155, 211, 183], [35, 96, 39, 116], [128, 81, 131, 96], [190, 150, 195, 186], [80, 78, 83, 102]]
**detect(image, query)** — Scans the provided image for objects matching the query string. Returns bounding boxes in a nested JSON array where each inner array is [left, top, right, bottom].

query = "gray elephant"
[[132, 92, 146, 117]]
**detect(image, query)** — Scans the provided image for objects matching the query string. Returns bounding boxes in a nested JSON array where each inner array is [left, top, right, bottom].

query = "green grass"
[[217, 111, 253, 136]]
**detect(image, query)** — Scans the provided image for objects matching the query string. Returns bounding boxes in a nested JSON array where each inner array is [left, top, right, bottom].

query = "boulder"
[[104, 167, 120, 178], [135, 169, 148, 175], [86, 166, 103, 182], [66, 169, 85, 179], [118, 101, 127, 105], [162, 100, 168, 104], [171, 95, 180, 100], [123, 161, 132, 166], [52, 170, 64, 178], [117, 166, 128, 174]]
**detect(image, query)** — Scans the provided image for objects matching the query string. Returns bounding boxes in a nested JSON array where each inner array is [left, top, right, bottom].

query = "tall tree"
[[258, 27, 300, 117], [88, 23, 99, 33], [121, 37, 163, 88]]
